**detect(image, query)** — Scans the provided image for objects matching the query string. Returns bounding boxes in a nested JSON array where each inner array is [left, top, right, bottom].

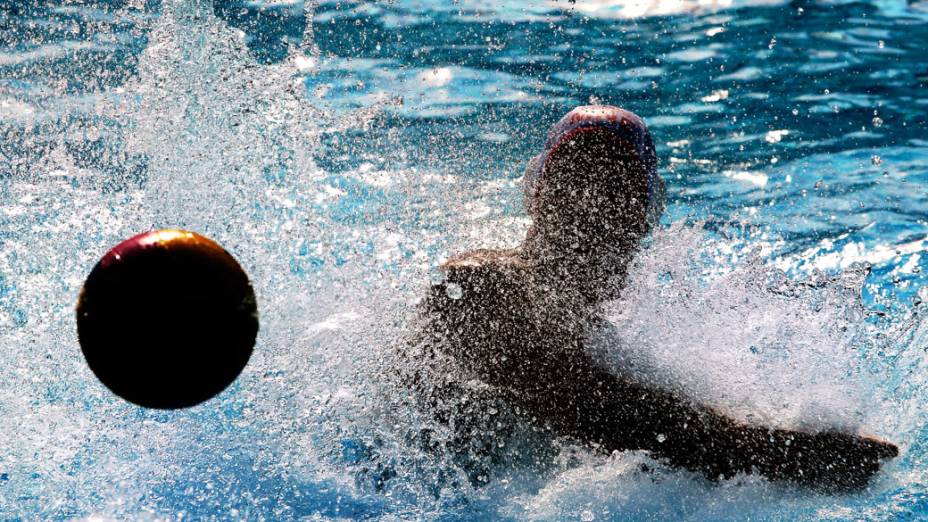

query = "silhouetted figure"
[[409, 106, 897, 492]]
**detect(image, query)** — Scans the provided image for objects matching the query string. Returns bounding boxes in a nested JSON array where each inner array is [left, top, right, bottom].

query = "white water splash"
[[598, 222, 886, 431]]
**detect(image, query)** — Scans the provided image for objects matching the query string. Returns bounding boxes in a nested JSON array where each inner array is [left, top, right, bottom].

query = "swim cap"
[[524, 105, 664, 229]]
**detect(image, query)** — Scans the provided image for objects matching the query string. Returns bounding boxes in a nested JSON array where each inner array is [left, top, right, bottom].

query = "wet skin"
[[412, 107, 898, 492]]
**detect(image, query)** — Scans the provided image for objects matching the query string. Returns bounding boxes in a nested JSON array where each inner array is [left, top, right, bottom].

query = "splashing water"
[[2, 0, 928, 519], [600, 222, 881, 432]]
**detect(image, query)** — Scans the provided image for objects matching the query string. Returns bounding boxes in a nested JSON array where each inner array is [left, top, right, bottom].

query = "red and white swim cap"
[[524, 105, 664, 228]]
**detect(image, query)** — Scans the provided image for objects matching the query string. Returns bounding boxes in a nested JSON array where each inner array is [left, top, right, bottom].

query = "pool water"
[[2, 0, 928, 519]]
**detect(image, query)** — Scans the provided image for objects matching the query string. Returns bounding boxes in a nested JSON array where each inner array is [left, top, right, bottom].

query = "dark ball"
[[76, 230, 259, 409]]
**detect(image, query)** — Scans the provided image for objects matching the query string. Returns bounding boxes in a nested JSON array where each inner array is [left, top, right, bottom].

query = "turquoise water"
[[2, 0, 928, 519]]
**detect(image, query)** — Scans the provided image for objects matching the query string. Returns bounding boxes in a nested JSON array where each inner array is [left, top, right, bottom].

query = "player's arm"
[[575, 358, 899, 491], [734, 423, 898, 491]]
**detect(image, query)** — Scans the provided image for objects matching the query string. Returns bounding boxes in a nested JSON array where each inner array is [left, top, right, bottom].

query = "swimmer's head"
[[524, 106, 664, 264]]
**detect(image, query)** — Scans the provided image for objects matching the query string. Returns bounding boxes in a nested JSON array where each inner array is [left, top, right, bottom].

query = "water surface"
[[2, 0, 928, 519]]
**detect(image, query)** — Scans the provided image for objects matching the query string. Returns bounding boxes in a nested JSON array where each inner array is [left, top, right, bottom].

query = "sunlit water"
[[2, 0, 928, 519]]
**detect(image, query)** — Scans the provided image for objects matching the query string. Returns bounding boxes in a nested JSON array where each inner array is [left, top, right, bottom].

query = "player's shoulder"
[[442, 248, 528, 285], [424, 248, 531, 312]]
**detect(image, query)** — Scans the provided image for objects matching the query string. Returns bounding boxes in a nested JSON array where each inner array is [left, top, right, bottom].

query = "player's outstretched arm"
[[575, 360, 899, 492], [736, 424, 899, 491]]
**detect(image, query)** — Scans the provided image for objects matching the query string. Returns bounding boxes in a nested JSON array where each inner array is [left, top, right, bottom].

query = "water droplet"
[[791, 108, 799, 116], [872, 116, 884, 127], [871, 155, 882, 166], [917, 286, 928, 304], [445, 283, 463, 300], [656, 433, 666, 443], [768, 37, 777, 50], [878, 40, 885, 49]]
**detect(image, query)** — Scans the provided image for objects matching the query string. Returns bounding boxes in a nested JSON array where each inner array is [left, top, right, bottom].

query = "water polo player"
[[407, 105, 898, 491]]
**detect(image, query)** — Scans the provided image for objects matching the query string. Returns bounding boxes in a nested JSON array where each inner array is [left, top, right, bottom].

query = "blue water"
[[3, 0, 928, 519]]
